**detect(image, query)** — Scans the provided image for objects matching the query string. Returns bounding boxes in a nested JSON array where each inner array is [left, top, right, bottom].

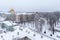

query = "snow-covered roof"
[[0, 12, 11, 14], [4, 12, 11, 14], [3, 21, 12, 26], [16, 13, 34, 15], [2, 21, 17, 26], [0, 12, 34, 15]]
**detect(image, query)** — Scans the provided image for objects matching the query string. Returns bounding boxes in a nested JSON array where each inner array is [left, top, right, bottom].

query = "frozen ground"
[[0, 17, 60, 40], [0, 25, 55, 40], [0, 21, 60, 40]]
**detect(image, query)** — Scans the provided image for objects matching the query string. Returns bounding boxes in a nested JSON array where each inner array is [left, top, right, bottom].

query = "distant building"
[[9, 8, 15, 14], [15, 13, 35, 23], [0, 21, 16, 28], [20, 36, 31, 40], [0, 10, 35, 23]]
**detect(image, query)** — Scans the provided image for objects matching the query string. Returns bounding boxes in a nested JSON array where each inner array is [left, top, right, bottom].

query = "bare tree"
[[39, 19, 45, 32]]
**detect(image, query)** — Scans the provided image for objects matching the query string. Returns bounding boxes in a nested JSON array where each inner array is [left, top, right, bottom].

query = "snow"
[[0, 15, 60, 40], [0, 12, 11, 14], [0, 25, 55, 40], [54, 27, 60, 30], [16, 13, 33, 15], [2, 21, 17, 26], [3, 21, 12, 26], [56, 23, 60, 27], [0, 16, 5, 21]]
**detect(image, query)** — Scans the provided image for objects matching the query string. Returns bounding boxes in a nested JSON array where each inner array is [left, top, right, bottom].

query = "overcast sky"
[[0, 0, 60, 12]]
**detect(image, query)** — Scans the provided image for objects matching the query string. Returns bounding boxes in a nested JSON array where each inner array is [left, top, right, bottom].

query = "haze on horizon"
[[0, 0, 60, 12]]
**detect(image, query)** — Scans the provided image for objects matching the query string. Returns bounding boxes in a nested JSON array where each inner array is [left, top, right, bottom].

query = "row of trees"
[[44, 12, 60, 34], [35, 11, 60, 34], [20, 14, 35, 23], [34, 13, 45, 33]]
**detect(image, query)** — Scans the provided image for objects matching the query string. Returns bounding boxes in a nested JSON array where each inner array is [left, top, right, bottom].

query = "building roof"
[[2, 21, 17, 26], [20, 36, 31, 40], [13, 36, 31, 40], [16, 13, 34, 15], [3, 21, 12, 26]]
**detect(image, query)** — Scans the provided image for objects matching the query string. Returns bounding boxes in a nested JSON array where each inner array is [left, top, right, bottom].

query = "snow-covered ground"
[[0, 15, 60, 40], [0, 25, 55, 40], [0, 21, 60, 40]]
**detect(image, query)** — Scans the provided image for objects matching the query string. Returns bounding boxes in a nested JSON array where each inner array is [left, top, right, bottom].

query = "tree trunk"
[[52, 25, 54, 34]]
